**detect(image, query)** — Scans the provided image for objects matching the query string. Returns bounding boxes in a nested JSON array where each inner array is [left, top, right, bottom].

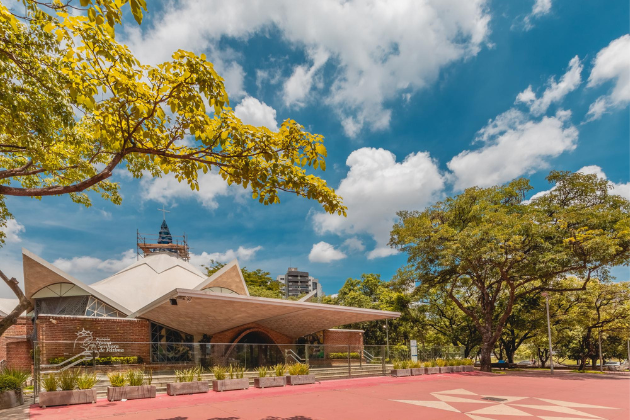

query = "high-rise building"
[[277, 267, 322, 298]]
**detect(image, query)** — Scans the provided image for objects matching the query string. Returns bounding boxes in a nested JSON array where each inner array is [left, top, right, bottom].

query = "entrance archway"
[[226, 329, 285, 368]]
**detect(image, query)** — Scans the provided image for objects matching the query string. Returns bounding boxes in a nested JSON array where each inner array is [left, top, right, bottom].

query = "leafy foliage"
[[212, 366, 226, 381], [126, 369, 145, 386], [107, 372, 125, 387], [0, 375, 23, 392], [58, 369, 78, 391], [77, 371, 97, 389], [390, 171, 630, 371], [287, 363, 309, 375], [41, 373, 58, 392], [0, 0, 345, 244]]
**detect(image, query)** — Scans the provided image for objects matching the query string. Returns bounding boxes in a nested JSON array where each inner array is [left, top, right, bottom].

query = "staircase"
[[89, 364, 390, 396]]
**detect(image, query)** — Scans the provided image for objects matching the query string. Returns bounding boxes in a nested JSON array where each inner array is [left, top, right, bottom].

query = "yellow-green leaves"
[[0, 0, 345, 234]]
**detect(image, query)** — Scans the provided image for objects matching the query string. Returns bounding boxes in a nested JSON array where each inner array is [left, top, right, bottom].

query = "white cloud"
[[189, 246, 263, 268], [308, 242, 347, 263], [234, 96, 279, 131], [342, 237, 365, 252], [121, 0, 491, 137], [313, 147, 445, 259], [516, 56, 582, 116], [448, 109, 578, 191], [53, 249, 137, 275], [283, 47, 329, 108], [523, 0, 552, 30], [528, 165, 630, 202], [586, 35, 630, 121], [140, 170, 245, 210], [0, 219, 25, 243]]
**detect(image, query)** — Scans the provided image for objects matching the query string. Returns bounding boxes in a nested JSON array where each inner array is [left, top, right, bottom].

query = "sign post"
[[410, 340, 418, 363]]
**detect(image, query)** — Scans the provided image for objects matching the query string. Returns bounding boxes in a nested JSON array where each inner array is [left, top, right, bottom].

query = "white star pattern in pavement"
[[391, 388, 619, 419]]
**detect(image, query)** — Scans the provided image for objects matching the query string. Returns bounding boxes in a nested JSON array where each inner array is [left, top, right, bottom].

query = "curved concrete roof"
[[90, 253, 207, 313]]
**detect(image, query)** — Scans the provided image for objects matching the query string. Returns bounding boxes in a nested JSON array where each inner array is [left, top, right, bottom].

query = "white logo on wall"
[[74, 329, 124, 355]]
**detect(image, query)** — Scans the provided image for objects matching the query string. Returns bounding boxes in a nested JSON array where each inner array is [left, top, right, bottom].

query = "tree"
[[497, 294, 544, 363], [0, 1, 345, 335], [203, 260, 283, 299], [322, 273, 421, 346], [390, 171, 630, 371]]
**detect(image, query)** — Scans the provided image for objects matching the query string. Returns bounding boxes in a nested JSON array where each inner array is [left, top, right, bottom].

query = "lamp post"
[[384, 319, 390, 360], [542, 292, 554, 375]]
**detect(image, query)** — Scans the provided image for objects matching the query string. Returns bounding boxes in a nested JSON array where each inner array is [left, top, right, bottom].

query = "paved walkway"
[[21, 371, 630, 419]]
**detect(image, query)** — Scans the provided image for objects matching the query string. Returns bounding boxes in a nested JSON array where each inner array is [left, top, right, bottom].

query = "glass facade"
[[150, 322, 194, 363]]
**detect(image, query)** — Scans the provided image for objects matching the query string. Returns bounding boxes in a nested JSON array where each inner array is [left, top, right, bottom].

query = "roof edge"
[[22, 248, 132, 316], [192, 259, 250, 296]]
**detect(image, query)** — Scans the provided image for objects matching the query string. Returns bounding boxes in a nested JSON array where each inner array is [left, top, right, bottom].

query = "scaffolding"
[[136, 230, 190, 261]]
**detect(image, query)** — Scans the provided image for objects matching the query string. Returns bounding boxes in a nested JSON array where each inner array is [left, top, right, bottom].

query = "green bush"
[[0, 375, 23, 392], [1, 368, 29, 386], [107, 372, 126, 387], [77, 372, 97, 390], [257, 366, 268, 378], [41, 373, 58, 392], [287, 363, 309, 375], [273, 363, 286, 377], [175, 367, 202, 382], [213, 366, 226, 381], [327, 352, 361, 359], [48, 356, 141, 366], [58, 370, 78, 391], [126, 369, 145, 386]]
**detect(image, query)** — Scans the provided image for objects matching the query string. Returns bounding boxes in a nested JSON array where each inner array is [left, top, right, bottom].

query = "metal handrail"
[[362, 349, 381, 363], [41, 351, 92, 373], [285, 349, 304, 363]]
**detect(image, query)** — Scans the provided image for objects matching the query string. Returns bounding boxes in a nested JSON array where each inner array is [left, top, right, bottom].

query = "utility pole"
[[542, 292, 554, 375], [599, 327, 604, 372], [384, 319, 390, 360]]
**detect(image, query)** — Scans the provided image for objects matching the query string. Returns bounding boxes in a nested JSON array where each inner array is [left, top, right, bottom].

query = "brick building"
[[0, 221, 399, 371]]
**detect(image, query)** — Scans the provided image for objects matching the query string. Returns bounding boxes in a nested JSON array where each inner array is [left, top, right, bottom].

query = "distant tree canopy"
[[203, 260, 282, 299], [390, 171, 630, 371]]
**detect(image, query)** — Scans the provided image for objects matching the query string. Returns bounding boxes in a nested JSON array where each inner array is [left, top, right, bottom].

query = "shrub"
[[58, 370, 78, 391], [48, 356, 140, 366], [436, 359, 446, 367], [1, 368, 29, 386], [146, 368, 153, 385], [41, 373, 58, 392], [427, 360, 438, 367], [77, 372, 97, 390], [227, 364, 235, 380], [0, 375, 23, 392], [273, 363, 286, 377], [410, 360, 423, 369], [127, 369, 145, 386], [287, 363, 309, 375], [108, 372, 126, 387], [213, 366, 226, 381], [257, 366, 268, 378], [462, 359, 473, 366], [175, 367, 201, 382], [327, 352, 361, 359]]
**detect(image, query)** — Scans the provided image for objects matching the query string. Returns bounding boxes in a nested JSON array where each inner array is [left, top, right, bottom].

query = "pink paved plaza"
[[27, 372, 630, 420]]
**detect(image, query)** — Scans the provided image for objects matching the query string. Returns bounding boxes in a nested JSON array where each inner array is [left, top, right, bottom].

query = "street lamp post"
[[384, 319, 390, 360], [542, 292, 554, 375]]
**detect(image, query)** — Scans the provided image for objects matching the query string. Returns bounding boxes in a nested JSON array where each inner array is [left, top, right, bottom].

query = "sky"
[[1, 0, 629, 298]]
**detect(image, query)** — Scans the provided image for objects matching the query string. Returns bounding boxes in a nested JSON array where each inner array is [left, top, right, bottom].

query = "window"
[[150, 322, 194, 363], [35, 296, 89, 316], [85, 297, 124, 318]]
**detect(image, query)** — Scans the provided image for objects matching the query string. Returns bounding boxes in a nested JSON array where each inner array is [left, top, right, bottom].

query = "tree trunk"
[[479, 343, 493, 372], [0, 270, 33, 338]]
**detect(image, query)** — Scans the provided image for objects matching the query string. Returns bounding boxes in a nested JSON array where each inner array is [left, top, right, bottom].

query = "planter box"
[[212, 378, 249, 392], [410, 368, 424, 376], [166, 381, 208, 396], [107, 385, 156, 401], [391, 369, 411, 377], [425, 366, 440, 374], [438, 366, 451, 373], [39, 389, 97, 408], [0, 390, 23, 409], [462, 365, 474, 372], [254, 376, 285, 389], [286, 374, 316, 386], [453, 366, 463, 373]]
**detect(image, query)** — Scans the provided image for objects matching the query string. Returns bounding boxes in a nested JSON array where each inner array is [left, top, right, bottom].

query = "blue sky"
[[1, 0, 629, 298]]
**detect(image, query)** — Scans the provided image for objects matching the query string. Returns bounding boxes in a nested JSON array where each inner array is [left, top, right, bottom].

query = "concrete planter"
[[39, 389, 97, 408], [439, 366, 451, 373], [212, 378, 249, 392], [425, 366, 440, 374], [0, 390, 23, 409], [166, 381, 208, 396], [254, 376, 285, 389], [410, 368, 424, 376], [107, 385, 156, 401], [453, 366, 463, 373], [462, 365, 474, 372], [286, 374, 316, 386], [391, 369, 411, 377]]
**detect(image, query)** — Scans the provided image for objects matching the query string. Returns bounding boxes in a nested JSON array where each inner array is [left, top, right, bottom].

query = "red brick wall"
[[6, 341, 32, 371], [36, 315, 151, 364], [0, 317, 29, 361], [323, 329, 364, 355]]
